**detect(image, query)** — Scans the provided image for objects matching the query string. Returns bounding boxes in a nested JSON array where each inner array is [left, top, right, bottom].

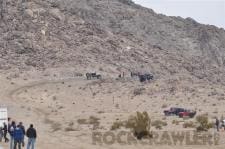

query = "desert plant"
[[161, 104, 168, 108], [77, 119, 87, 125], [183, 121, 195, 128], [196, 115, 213, 131], [77, 116, 100, 130], [152, 120, 167, 130], [111, 121, 125, 130], [172, 120, 180, 125], [126, 111, 151, 139], [64, 127, 76, 132], [89, 116, 100, 125], [133, 88, 145, 96]]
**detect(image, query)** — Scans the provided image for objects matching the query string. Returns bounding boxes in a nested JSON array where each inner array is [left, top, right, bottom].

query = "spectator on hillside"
[[26, 124, 37, 149]]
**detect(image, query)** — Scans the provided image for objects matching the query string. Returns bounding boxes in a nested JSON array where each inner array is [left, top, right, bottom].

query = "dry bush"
[[111, 121, 125, 130], [89, 116, 100, 125], [133, 88, 145, 96], [110, 112, 152, 139], [161, 104, 168, 108], [77, 116, 100, 129], [97, 111, 104, 114], [162, 117, 167, 120], [183, 121, 195, 128], [68, 121, 74, 127], [126, 111, 151, 139], [196, 115, 213, 131], [172, 120, 180, 125], [65, 127, 76, 132], [152, 120, 167, 130], [77, 119, 87, 125]]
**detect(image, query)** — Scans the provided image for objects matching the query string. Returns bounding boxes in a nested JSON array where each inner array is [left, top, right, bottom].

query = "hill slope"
[[0, 0, 225, 83]]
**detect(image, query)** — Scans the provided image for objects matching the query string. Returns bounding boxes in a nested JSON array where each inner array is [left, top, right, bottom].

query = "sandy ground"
[[0, 68, 225, 149]]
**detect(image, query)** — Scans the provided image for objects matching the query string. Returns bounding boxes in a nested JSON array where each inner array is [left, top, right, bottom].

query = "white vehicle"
[[0, 107, 8, 128]]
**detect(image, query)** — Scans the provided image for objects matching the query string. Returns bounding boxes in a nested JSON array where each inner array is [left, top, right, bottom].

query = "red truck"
[[178, 110, 196, 118], [164, 107, 196, 118]]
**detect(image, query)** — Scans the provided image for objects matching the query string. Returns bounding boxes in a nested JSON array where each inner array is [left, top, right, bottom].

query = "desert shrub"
[[77, 116, 100, 130], [196, 115, 212, 131], [89, 116, 100, 125], [133, 88, 145, 96], [68, 121, 74, 127], [162, 117, 167, 120], [161, 104, 168, 108], [126, 111, 151, 139], [152, 120, 167, 130], [77, 116, 100, 125], [77, 119, 87, 125], [183, 121, 195, 128], [111, 121, 125, 130], [64, 127, 76, 132], [172, 120, 180, 125]]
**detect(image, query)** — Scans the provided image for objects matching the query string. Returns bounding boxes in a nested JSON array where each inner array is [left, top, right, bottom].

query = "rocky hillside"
[[0, 0, 225, 83]]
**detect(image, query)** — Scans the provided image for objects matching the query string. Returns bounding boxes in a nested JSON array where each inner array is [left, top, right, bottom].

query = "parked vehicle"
[[164, 107, 196, 118], [178, 110, 196, 118], [139, 74, 153, 82], [86, 73, 102, 80], [164, 107, 185, 116]]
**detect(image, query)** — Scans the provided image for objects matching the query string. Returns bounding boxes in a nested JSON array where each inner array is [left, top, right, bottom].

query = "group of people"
[[0, 119, 37, 149]]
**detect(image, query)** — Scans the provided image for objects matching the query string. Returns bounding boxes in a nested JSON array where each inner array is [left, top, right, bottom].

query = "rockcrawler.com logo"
[[92, 131, 221, 146]]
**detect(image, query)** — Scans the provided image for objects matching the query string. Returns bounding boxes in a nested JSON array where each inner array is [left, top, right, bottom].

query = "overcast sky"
[[133, 0, 225, 29]]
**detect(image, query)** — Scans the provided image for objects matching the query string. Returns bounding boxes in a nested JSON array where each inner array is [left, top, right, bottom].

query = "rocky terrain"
[[1, 0, 225, 149], [0, 0, 225, 81]]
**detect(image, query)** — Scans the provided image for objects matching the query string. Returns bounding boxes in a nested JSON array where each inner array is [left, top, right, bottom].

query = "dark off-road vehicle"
[[138, 74, 154, 82], [86, 73, 102, 80], [164, 107, 186, 116]]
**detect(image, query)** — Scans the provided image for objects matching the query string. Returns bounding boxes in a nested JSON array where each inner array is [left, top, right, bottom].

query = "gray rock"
[[49, 8, 64, 21], [24, 9, 33, 18]]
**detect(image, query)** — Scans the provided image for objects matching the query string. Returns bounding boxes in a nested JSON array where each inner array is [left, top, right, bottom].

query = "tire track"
[[8, 78, 86, 99]]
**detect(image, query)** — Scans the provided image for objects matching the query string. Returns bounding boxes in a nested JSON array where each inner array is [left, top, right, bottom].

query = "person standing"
[[216, 118, 220, 132], [19, 122, 25, 147], [0, 127, 3, 142], [13, 125, 23, 149], [3, 122, 9, 142], [26, 124, 37, 149], [9, 121, 16, 149]]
